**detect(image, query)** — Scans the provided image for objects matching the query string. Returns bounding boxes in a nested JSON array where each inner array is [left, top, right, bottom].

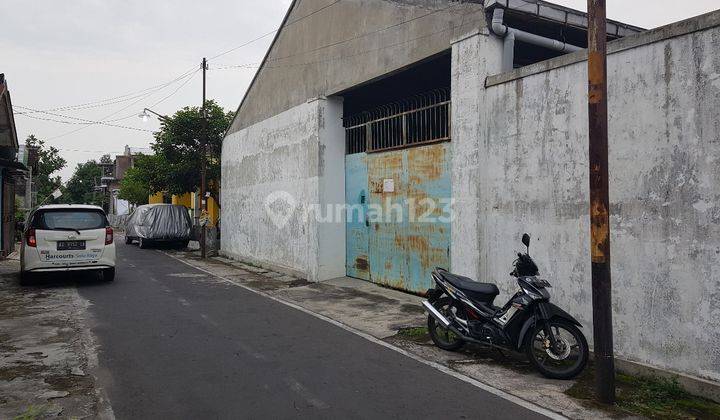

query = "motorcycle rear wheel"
[[525, 318, 588, 380], [427, 297, 465, 351]]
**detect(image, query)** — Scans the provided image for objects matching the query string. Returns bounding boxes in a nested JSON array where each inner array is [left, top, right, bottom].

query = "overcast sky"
[[2, 0, 718, 180]]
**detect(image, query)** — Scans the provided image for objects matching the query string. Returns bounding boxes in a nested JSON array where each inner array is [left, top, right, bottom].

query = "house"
[[15, 143, 39, 214], [102, 145, 152, 217], [0, 74, 27, 256], [221, 1, 720, 392]]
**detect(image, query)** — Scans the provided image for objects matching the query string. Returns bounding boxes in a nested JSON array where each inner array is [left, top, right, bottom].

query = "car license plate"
[[57, 240, 86, 250]]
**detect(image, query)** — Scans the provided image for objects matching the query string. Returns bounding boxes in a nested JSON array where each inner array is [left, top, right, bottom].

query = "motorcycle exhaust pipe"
[[422, 300, 451, 328], [422, 300, 507, 350]]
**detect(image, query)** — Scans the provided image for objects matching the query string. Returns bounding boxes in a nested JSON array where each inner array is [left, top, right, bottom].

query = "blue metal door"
[[345, 153, 370, 280], [367, 143, 452, 293]]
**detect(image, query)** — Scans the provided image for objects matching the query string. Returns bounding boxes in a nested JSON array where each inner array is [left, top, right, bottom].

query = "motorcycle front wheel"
[[525, 318, 589, 380], [427, 297, 465, 351]]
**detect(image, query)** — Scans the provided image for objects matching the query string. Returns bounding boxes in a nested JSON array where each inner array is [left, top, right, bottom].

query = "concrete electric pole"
[[200, 57, 208, 259]]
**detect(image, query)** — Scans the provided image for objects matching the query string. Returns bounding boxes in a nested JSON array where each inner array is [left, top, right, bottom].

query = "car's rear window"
[[33, 210, 107, 231]]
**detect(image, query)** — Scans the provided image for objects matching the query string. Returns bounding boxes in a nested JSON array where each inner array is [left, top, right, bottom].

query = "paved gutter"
[[0, 256, 112, 419]]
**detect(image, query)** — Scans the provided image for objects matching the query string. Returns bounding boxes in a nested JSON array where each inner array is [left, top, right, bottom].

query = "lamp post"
[[139, 58, 210, 259]]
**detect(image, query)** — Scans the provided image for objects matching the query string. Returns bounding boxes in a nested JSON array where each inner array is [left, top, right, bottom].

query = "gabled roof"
[[0, 74, 19, 150], [226, 0, 486, 135]]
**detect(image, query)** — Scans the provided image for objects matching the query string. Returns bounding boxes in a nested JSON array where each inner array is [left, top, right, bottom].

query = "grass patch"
[[567, 369, 720, 419], [396, 326, 429, 341], [13, 405, 47, 420]]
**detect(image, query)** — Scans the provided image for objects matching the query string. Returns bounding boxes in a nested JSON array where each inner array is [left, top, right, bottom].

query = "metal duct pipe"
[[491, 8, 583, 72]]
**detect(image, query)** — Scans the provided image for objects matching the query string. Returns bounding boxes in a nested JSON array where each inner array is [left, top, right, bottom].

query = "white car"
[[20, 204, 116, 284]]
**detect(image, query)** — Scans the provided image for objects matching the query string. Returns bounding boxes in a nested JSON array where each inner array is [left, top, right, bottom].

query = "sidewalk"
[[164, 248, 615, 420], [0, 254, 110, 419]]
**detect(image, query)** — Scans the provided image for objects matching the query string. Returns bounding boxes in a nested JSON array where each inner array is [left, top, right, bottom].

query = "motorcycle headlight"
[[520, 284, 543, 300]]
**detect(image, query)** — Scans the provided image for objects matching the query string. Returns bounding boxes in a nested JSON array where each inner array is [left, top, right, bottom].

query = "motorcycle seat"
[[439, 272, 499, 297]]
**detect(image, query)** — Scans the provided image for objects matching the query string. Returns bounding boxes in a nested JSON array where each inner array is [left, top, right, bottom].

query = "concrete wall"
[[221, 98, 345, 281], [317, 97, 347, 280], [114, 155, 132, 180], [229, 0, 485, 133], [450, 29, 502, 278], [452, 12, 720, 382]]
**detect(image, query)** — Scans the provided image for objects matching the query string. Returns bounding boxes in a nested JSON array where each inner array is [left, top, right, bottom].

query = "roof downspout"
[[491, 8, 583, 72]]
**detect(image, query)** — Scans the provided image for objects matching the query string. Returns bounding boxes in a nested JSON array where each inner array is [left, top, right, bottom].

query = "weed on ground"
[[396, 326, 430, 341], [567, 368, 720, 419]]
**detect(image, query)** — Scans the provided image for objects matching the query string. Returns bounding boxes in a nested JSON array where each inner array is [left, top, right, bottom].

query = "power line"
[[211, 4, 466, 72], [52, 146, 150, 154], [32, 66, 198, 113], [210, 3, 461, 71], [262, 3, 456, 65], [43, 69, 200, 140], [104, 70, 200, 123], [18, 0, 460, 142], [15, 106, 153, 132], [18, 0, 363, 127], [208, 0, 343, 61], [266, 24, 459, 70]]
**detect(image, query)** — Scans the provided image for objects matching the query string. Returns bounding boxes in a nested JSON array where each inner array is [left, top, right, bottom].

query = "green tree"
[[118, 154, 167, 205], [62, 160, 103, 206], [25, 134, 66, 205], [151, 100, 233, 199]]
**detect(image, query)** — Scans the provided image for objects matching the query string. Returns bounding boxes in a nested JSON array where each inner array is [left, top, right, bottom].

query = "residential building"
[[105, 145, 152, 216], [0, 74, 27, 256]]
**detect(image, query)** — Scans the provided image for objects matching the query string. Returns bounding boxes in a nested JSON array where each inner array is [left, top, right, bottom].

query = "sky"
[[2, 0, 718, 180]]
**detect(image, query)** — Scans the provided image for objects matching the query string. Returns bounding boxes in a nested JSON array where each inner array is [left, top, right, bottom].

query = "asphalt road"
[[77, 241, 549, 419]]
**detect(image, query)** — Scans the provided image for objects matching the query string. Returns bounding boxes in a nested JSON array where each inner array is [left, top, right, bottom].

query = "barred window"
[[344, 88, 450, 155]]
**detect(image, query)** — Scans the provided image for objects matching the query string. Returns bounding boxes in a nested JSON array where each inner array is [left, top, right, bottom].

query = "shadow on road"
[[20, 270, 112, 289]]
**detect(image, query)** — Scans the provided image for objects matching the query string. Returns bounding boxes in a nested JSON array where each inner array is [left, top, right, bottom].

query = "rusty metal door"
[[345, 153, 370, 280], [367, 142, 451, 293], [343, 88, 451, 292]]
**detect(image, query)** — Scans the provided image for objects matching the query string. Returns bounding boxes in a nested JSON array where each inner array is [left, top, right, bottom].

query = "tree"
[[118, 154, 167, 205], [25, 135, 66, 205], [151, 100, 233, 199], [62, 160, 103, 206]]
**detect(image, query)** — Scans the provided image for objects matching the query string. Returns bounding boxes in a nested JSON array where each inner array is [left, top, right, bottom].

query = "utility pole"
[[200, 57, 208, 259], [587, 0, 615, 404]]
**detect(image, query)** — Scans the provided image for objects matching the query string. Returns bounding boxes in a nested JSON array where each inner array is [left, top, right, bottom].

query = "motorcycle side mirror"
[[522, 233, 531, 253]]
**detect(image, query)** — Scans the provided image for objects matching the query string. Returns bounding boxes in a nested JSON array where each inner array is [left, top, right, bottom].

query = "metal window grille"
[[344, 87, 451, 155]]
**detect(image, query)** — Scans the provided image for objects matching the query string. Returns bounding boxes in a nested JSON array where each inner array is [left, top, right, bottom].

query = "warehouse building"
[[222, 0, 720, 391]]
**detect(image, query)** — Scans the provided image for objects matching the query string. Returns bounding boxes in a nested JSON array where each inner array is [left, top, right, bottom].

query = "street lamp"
[[138, 108, 169, 122]]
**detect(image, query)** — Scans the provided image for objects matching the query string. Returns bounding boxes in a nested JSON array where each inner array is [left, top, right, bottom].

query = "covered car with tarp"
[[124, 204, 192, 249]]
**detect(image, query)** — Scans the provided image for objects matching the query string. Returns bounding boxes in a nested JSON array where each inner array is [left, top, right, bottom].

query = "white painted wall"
[[221, 98, 346, 281], [221, 100, 321, 279], [450, 30, 502, 279], [317, 97, 347, 280], [452, 21, 720, 382]]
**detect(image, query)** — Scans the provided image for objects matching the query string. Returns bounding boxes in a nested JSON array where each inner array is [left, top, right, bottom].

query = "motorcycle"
[[422, 233, 589, 379]]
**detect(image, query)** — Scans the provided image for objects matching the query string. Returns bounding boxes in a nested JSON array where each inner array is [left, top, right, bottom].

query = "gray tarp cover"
[[124, 204, 192, 240]]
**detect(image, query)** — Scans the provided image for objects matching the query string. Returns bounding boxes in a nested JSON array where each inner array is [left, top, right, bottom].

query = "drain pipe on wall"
[[491, 8, 583, 72]]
